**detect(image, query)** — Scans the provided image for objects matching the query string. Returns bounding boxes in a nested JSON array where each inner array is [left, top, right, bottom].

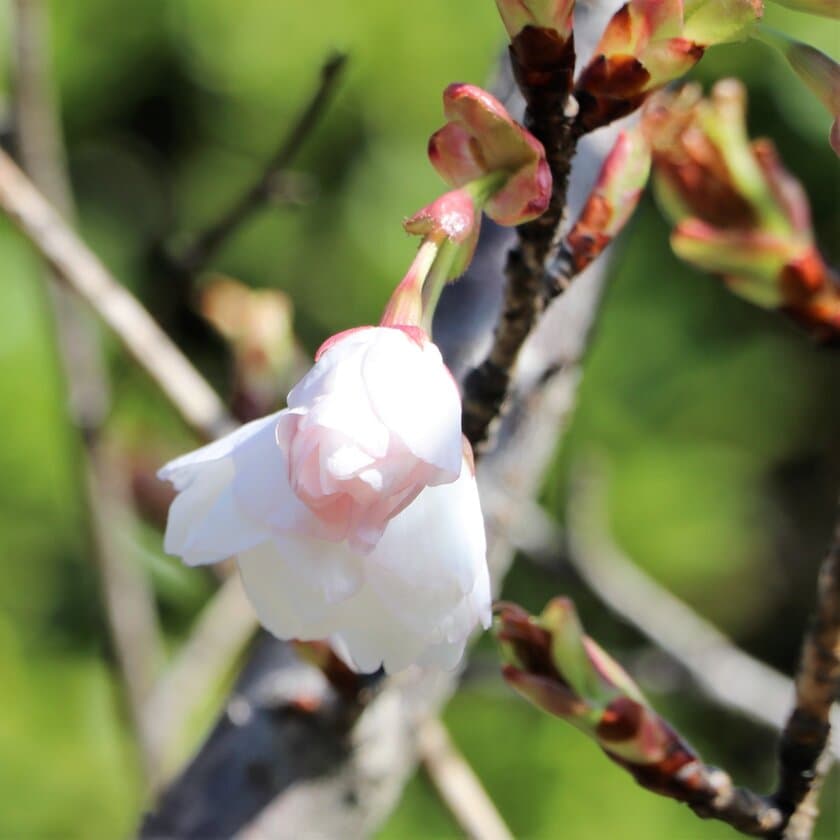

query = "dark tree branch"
[[774, 515, 840, 837], [461, 31, 580, 448], [175, 52, 348, 277]]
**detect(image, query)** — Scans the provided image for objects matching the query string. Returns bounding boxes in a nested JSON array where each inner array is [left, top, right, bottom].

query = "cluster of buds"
[[643, 80, 839, 336], [384, 83, 551, 331], [574, 0, 763, 131], [495, 599, 715, 798]]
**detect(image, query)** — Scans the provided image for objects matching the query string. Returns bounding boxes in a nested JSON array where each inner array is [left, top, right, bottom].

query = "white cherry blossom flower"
[[159, 325, 490, 673]]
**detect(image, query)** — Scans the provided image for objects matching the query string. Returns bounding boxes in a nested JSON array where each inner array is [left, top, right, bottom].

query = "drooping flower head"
[[157, 82, 555, 673]]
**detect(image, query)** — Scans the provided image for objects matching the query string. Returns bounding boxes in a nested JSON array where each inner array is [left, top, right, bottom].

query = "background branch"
[[417, 717, 514, 840], [175, 52, 348, 277], [516, 473, 840, 757], [0, 148, 234, 441], [11, 0, 164, 782]]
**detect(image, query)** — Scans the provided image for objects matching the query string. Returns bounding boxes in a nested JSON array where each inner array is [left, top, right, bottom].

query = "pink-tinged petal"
[[300, 393, 389, 459], [428, 123, 487, 188], [361, 329, 462, 477], [485, 157, 552, 225]]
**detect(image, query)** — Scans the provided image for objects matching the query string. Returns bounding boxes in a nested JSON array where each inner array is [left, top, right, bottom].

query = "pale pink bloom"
[[159, 325, 490, 672]]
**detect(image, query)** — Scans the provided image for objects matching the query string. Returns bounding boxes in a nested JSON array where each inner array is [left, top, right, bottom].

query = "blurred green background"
[[0, 1, 838, 837]]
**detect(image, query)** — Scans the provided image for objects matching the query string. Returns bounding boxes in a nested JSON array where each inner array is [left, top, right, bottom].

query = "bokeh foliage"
[[0, 1, 837, 837]]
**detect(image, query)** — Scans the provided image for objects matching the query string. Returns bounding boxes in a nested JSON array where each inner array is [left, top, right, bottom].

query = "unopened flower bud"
[[565, 127, 651, 272], [429, 83, 551, 226], [403, 188, 480, 279], [494, 0, 577, 101], [495, 598, 679, 765], [645, 80, 839, 335]]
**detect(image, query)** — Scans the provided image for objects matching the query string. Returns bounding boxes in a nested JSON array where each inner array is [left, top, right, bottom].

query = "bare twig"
[[775, 516, 840, 837], [0, 147, 234, 441], [177, 52, 348, 276], [11, 0, 164, 780], [144, 575, 259, 790], [417, 717, 514, 840]]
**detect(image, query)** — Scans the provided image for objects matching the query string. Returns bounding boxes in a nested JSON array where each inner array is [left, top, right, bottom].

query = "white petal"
[[366, 459, 490, 635], [330, 585, 428, 673], [178, 482, 269, 565], [158, 412, 283, 490], [162, 450, 268, 567], [237, 536, 364, 640], [286, 329, 372, 408], [362, 330, 462, 478], [237, 542, 314, 639], [273, 533, 364, 605], [232, 412, 317, 533], [163, 458, 236, 565]]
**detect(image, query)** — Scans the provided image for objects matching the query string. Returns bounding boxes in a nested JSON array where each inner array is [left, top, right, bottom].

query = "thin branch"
[[176, 52, 348, 276], [143, 575, 259, 790], [775, 516, 840, 837], [417, 717, 515, 840], [0, 147, 234, 441], [11, 0, 164, 781]]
